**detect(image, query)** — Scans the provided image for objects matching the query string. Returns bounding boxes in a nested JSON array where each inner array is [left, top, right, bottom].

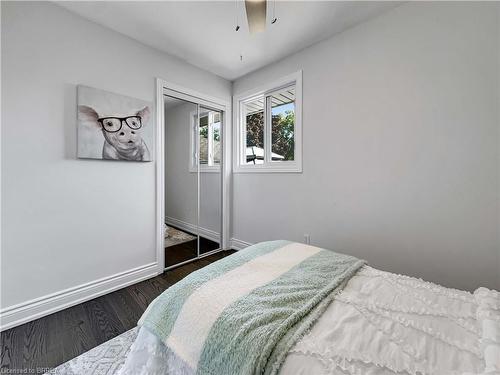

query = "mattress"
[[120, 265, 500, 375]]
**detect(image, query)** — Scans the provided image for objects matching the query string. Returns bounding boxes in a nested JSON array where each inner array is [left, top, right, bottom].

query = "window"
[[190, 109, 221, 172], [235, 71, 302, 172], [243, 97, 265, 165]]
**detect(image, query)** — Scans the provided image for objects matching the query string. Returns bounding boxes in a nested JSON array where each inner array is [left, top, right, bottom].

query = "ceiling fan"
[[243, 0, 277, 34]]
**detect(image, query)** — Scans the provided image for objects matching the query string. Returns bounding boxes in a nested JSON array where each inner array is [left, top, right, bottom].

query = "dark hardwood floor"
[[0, 250, 235, 373], [165, 236, 221, 267], [166, 240, 198, 266]]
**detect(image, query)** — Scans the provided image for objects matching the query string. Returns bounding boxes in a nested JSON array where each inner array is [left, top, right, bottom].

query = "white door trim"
[[155, 78, 231, 272], [155, 78, 166, 275]]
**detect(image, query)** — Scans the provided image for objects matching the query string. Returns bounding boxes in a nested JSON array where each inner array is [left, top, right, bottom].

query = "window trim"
[[189, 109, 222, 173], [233, 70, 302, 173]]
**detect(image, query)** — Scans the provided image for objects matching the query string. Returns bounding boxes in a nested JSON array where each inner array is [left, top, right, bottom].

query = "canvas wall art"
[[77, 85, 153, 161]]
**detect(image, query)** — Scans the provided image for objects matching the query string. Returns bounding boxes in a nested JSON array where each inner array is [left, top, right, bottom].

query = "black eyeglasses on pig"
[[98, 116, 142, 133]]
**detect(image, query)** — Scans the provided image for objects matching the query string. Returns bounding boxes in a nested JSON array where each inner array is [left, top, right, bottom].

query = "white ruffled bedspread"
[[120, 266, 500, 375]]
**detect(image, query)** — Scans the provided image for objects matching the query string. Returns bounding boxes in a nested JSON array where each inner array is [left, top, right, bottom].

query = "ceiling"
[[57, 1, 400, 81]]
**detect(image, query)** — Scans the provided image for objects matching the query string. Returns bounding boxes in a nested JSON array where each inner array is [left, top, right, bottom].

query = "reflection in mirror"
[[199, 107, 222, 254], [164, 95, 199, 267]]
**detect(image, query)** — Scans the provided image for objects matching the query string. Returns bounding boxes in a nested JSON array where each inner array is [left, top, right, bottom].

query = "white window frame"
[[189, 110, 222, 173], [233, 70, 302, 173]]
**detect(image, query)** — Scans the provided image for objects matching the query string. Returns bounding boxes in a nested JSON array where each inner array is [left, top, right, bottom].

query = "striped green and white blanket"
[[139, 240, 365, 375]]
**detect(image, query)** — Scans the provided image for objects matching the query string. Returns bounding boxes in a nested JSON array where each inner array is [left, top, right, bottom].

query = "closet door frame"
[[155, 78, 231, 273]]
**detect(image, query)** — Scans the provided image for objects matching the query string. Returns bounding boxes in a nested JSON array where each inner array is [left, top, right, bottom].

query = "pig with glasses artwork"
[[77, 85, 153, 162]]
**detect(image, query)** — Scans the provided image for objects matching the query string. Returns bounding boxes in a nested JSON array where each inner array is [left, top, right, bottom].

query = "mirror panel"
[[164, 96, 199, 267], [198, 106, 222, 254]]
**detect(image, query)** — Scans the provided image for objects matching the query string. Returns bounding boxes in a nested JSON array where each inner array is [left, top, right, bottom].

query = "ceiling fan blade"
[[245, 0, 267, 34]]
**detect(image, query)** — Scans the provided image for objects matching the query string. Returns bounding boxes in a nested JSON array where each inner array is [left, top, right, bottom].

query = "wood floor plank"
[[40, 314, 64, 370], [59, 303, 99, 363], [125, 282, 154, 311], [20, 318, 46, 368], [0, 324, 20, 369], [81, 297, 125, 344], [0, 250, 236, 372], [106, 289, 145, 330]]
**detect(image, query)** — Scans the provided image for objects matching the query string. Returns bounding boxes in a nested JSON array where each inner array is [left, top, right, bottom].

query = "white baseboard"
[[230, 238, 253, 251], [165, 217, 220, 244], [0, 262, 158, 332]]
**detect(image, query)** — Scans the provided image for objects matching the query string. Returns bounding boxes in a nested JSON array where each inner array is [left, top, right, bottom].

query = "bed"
[[118, 240, 499, 375]]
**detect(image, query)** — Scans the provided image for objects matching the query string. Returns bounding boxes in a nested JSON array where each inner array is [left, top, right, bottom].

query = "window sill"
[[233, 164, 302, 174], [188, 166, 221, 173]]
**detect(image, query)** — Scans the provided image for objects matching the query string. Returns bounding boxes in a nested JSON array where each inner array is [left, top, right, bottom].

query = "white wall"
[[0, 1, 231, 326], [232, 2, 500, 291]]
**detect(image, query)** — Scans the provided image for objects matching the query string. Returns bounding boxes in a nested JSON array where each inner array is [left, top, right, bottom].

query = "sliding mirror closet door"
[[198, 106, 222, 254], [164, 96, 199, 267]]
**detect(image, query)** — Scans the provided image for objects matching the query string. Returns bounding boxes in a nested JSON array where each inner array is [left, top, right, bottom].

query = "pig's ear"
[[137, 106, 150, 125], [78, 105, 99, 126]]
